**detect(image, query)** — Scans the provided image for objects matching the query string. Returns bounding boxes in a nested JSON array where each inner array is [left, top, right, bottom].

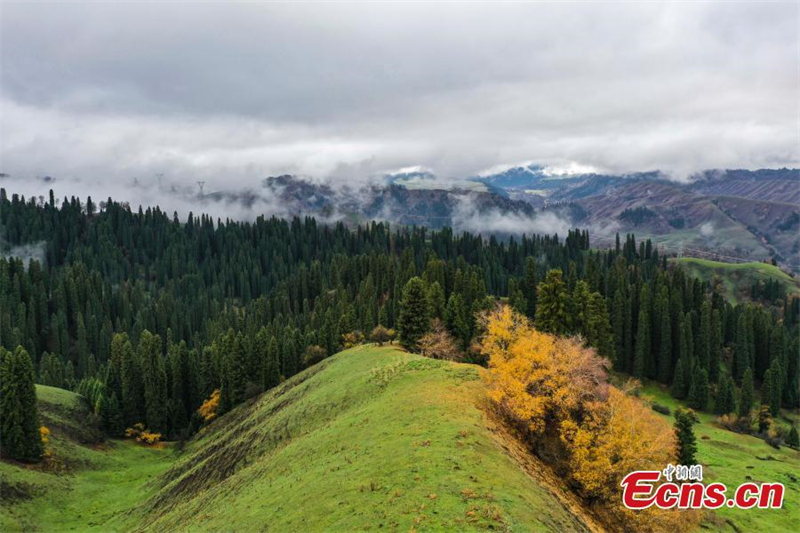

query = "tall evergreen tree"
[[738, 368, 755, 418], [687, 366, 709, 411], [139, 330, 168, 433], [0, 346, 44, 462], [709, 309, 722, 383], [734, 313, 752, 383], [523, 257, 538, 319], [696, 299, 712, 370], [671, 357, 688, 399], [534, 269, 569, 335], [118, 334, 144, 426], [714, 374, 736, 415], [633, 307, 650, 379], [674, 407, 699, 465], [398, 277, 430, 351], [657, 301, 672, 383]]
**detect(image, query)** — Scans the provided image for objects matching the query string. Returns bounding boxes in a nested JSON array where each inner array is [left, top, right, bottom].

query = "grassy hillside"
[[4, 348, 798, 533], [0, 386, 175, 533], [672, 258, 800, 304], [1, 347, 593, 533], [638, 383, 800, 533], [132, 345, 591, 533]]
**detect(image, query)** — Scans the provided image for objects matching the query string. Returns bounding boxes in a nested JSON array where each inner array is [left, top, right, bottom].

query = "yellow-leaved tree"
[[198, 389, 221, 423], [482, 305, 699, 533]]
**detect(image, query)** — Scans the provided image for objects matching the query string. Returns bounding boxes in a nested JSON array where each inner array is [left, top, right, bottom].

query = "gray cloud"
[[1, 1, 798, 200]]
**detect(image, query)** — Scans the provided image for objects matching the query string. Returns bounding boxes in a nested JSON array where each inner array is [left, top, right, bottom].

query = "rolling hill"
[[672, 258, 800, 304], [0, 346, 596, 533], [3, 345, 800, 532]]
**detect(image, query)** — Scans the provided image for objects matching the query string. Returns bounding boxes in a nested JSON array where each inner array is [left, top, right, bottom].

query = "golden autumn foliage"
[[481, 305, 608, 436], [482, 306, 700, 533], [124, 422, 162, 446], [40, 425, 52, 458], [198, 389, 221, 422]]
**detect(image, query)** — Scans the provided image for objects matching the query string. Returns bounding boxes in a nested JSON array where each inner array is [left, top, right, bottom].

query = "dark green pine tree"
[[671, 357, 688, 399], [738, 368, 755, 418], [118, 333, 144, 426], [523, 257, 538, 319], [696, 299, 712, 370], [687, 366, 709, 411], [139, 330, 168, 433], [585, 292, 614, 360], [766, 358, 783, 417], [98, 392, 124, 437], [264, 336, 281, 389], [0, 346, 44, 462], [221, 330, 248, 412], [633, 307, 650, 379], [426, 282, 446, 320], [169, 341, 191, 432], [734, 313, 752, 383], [709, 309, 722, 383], [397, 277, 430, 351], [445, 293, 470, 349], [713, 374, 737, 415], [657, 300, 672, 384], [674, 407, 699, 465], [534, 269, 569, 335], [787, 426, 799, 449], [611, 288, 627, 372], [680, 313, 694, 372]]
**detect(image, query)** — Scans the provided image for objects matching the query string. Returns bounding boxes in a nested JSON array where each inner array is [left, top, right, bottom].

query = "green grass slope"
[[0, 386, 175, 533], [1, 347, 593, 533], [639, 383, 800, 533], [132, 345, 591, 533], [672, 258, 800, 304]]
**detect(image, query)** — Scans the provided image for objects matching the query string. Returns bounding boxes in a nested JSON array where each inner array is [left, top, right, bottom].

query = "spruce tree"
[[612, 288, 627, 372], [709, 309, 722, 383], [671, 357, 687, 399], [139, 330, 168, 433], [426, 282, 446, 320], [738, 368, 755, 418], [674, 407, 699, 465], [735, 313, 751, 382], [787, 426, 799, 449], [534, 269, 569, 335], [0, 346, 44, 462], [99, 392, 124, 437], [714, 374, 736, 415], [696, 299, 712, 370], [767, 358, 783, 416], [264, 336, 281, 389], [658, 302, 672, 383], [586, 292, 614, 360], [687, 366, 709, 411], [398, 277, 430, 351], [523, 257, 538, 319], [633, 307, 650, 379], [119, 333, 144, 426]]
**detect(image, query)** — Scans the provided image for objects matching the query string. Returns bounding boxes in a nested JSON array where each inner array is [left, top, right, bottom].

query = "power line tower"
[[677, 241, 684, 259], [197, 181, 205, 198]]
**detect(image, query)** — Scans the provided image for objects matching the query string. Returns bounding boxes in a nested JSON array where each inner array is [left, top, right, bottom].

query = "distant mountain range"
[[12, 166, 800, 270], [237, 167, 798, 270]]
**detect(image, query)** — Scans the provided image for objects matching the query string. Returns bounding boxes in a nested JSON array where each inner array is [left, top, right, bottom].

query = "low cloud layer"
[[1, 2, 798, 199]]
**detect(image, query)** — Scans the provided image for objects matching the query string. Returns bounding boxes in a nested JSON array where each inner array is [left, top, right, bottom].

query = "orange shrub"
[[482, 306, 699, 533], [198, 389, 220, 422]]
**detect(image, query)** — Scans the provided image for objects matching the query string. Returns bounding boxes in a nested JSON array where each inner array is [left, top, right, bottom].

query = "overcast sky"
[[1, 1, 798, 194]]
